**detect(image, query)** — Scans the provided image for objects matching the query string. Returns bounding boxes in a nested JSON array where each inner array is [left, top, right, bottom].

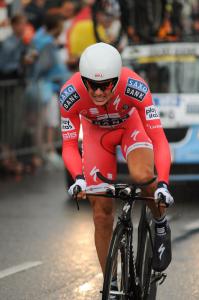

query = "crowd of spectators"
[[0, 0, 199, 180]]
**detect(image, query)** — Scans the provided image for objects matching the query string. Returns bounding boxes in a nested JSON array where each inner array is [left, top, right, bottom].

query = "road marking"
[[0, 261, 42, 279], [185, 220, 199, 231], [76, 273, 102, 293]]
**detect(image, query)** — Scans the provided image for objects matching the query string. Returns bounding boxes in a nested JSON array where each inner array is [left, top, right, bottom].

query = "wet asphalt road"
[[0, 169, 199, 300]]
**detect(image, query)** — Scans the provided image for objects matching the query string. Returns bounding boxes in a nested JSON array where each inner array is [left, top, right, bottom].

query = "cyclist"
[[59, 42, 174, 286]]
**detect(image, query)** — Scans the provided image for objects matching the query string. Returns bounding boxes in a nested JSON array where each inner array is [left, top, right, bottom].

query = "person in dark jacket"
[[24, 0, 46, 30]]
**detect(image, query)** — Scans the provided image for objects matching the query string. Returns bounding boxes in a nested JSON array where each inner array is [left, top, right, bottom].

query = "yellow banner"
[[137, 55, 196, 64]]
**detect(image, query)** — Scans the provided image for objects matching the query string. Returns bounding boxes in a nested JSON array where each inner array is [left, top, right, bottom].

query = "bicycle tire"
[[102, 223, 132, 300], [136, 205, 157, 300]]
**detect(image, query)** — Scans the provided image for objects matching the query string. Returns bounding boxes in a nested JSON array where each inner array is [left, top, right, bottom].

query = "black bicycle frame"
[[116, 197, 143, 298]]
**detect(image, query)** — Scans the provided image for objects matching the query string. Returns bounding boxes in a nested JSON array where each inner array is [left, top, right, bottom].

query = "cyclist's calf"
[[88, 196, 115, 273]]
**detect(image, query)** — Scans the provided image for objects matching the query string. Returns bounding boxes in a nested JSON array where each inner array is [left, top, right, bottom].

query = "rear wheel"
[[102, 223, 133, 300]]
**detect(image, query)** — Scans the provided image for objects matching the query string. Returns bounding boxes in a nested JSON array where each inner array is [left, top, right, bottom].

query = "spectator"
[[120, 0, 140, 44], [65, 0, 94, 71], [0, 14, 33, 80], [44, 0, 63, 14], [0, 0, 12, 41], [157, 0, 183, 42], [92, 0, 136, 47], [5, 0, 23, 17], [191, 13, 199, 40], [67, 6, 111, 71], [24, 0, 46, 30], [73, 0, 94, 21], [58, 0, 79, 66], [25, 14, 70, 167]]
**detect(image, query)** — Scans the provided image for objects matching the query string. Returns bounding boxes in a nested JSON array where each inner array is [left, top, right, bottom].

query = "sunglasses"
[[82, 77, 118, 92]]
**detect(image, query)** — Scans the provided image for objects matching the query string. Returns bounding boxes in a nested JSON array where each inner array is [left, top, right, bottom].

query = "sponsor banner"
[[60, 85, 80, 111], [125, 78, 148, 101], [153, 94, 199, 127], [153, 94, 182, 128], [145, 105, 159, 120], [122, 43, 199, 61], [153, 94, 180, 107]]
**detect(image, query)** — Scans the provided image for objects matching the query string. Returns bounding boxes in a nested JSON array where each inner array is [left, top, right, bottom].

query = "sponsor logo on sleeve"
[[125, 78, 148, 101], [63, 132, 77, 140], [60, 85, 80, 111], [145, 105, 160, 120], [146, 124, 162, 129], [61, 117, 75, 131]]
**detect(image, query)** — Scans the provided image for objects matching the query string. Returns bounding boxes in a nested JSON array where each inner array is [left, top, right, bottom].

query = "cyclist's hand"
[[154, 182, 174, 207], [68, 176, 86, 199]]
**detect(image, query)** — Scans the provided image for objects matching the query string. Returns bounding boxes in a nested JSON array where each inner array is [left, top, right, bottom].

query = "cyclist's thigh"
[[127, 148, 155, 181], [120, 110, 155, 181], [82, 118, 122, 192], [120, 110, 153, 160]]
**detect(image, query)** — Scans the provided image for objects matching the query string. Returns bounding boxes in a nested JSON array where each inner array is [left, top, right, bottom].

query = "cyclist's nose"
[[94, 88, 103, 96], [94, 87, 104, 94]]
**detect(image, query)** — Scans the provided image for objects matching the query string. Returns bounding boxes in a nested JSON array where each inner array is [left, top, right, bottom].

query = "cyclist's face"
[[86, 79, 115, 106]]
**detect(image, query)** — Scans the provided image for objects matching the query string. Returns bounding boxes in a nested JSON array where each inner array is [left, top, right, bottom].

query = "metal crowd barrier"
[[0, 79, 26, 150], [0, 79, 62, 162]]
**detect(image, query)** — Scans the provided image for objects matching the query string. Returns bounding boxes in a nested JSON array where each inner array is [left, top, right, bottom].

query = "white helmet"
[[79, 42, 122, 82]]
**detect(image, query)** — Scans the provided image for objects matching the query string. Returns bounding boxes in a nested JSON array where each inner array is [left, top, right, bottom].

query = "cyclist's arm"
[[59, 76, 84, 179], [60, 105, 83, 179], [135, 91, 171, 184]]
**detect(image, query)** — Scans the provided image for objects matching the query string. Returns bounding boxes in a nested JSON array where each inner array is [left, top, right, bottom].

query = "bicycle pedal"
[[151, 272, 167, 285], [159, 273, 167, 285]]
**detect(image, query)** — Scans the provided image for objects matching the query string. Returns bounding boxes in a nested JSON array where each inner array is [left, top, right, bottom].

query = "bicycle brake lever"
[[73, 185, 82, 211], [157, 193, 168, 208], [106, 188, 115, 196]]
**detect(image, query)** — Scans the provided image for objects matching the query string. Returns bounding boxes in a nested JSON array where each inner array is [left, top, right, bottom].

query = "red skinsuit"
[[60, 67, 171, 191]]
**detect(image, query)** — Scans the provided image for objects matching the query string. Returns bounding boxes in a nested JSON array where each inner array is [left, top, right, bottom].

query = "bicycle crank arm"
[[100, 290, 128, 296]]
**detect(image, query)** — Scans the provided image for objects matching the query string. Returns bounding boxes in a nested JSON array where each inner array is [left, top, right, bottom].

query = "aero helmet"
[[79, 43, 122, 90]]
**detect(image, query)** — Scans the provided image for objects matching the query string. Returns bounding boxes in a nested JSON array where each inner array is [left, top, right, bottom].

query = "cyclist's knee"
[[93, 213, 114, 232], [89, 196, 114, 228], [130, 165, 154, 184]]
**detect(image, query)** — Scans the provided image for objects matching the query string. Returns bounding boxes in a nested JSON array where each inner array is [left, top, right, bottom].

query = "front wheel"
[[137, 206, 157, 300], [102, 223, 133, 300]]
